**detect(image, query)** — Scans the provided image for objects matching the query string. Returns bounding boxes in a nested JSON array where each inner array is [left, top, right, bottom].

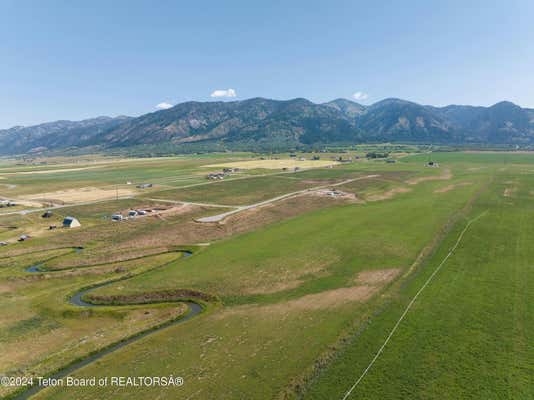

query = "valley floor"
[[0, 151, 532, 399]]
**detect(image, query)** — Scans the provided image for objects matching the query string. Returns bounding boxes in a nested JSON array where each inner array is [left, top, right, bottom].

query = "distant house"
[[63, 216, 81, 228]]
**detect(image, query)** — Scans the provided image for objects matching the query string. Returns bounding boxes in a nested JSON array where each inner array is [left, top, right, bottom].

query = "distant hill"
[[1, 97, 534, 155], [0, 116, 132, 155]]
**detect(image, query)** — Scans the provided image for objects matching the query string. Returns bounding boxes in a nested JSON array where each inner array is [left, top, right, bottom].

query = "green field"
[[0, 151, 532, 399]]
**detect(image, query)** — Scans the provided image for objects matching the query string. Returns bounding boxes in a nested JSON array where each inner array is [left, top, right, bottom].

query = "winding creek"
[[13, 250, 202, 400]]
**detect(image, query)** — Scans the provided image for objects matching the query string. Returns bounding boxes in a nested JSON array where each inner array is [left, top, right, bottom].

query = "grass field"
[[203, 158, 339, 170], [0, 151, 532, 399]]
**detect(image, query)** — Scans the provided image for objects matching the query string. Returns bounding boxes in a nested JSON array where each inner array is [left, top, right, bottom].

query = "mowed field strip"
[[341, 211, 488, 400]]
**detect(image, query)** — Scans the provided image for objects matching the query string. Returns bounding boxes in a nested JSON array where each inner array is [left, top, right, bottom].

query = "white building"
[[63, 216, 81, 228]]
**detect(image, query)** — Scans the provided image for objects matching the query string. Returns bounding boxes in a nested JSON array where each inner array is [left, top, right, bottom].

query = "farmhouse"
[[63, 216, 81, 228]]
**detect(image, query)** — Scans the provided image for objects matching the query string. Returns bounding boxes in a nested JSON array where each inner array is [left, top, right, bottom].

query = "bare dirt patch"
[[217, 268, 402, 320], [214, 286, 377, 320], [25, 187, 136, 204], [355, 268, 401, 285], [279, 286, 376, 310], [365, 187, 411, 201], [406, 169, 452, 185], [434, 182, 473, 193], [310, 189, 360, 202], [241, 259, 334, 295]]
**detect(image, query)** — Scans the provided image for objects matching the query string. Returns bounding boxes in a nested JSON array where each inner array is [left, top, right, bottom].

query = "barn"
[[63, 216, 81, 228]]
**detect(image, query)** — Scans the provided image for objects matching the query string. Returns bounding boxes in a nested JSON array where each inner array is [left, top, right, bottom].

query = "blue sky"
[[1, 0, 533, 128]]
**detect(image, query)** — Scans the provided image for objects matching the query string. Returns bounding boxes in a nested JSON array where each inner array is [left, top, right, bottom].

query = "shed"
[[63, 216, 81, 228]]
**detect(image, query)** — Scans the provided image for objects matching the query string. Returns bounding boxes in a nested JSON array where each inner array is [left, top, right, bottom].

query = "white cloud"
[[155, 102, 174, 110], [210, 88, 237, 98], [352, 91, 368, 101]]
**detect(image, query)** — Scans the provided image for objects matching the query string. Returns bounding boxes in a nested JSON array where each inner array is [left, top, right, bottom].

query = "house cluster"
[[111, 209, 150, 221], [0, 234, 31, 245], [334, 156, 353, 163], [324, 189, 348, 197], [207, 172, 226, 180], [315, 188, 351, 199], [207, 167, 240, 181], [1, 215, 81, 246]]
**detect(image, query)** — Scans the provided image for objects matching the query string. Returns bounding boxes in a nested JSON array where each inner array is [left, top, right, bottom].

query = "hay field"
[[204, 158, 339, 170], [25, 186, 137, 203]]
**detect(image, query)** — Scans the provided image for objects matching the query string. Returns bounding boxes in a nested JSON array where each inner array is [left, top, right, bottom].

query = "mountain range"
[[1, 97, 534, 155]]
